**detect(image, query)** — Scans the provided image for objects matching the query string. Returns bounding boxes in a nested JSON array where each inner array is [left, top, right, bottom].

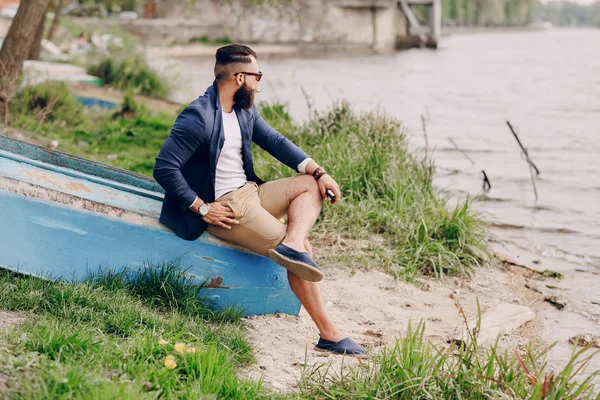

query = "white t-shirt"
[[188, 110, 312, 207], [214, 110, 247, 199]]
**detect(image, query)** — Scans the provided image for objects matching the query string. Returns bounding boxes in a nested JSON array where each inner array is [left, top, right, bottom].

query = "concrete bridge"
[[331, 0, 442, 50], [130, 0, 442, 52]]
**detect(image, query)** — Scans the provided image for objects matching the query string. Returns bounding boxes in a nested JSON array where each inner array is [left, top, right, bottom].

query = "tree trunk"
[[0, 0, 48, 116], [28, 15, 46, 60], [46, 0, 63, 42], [29, 0, 53, 60]]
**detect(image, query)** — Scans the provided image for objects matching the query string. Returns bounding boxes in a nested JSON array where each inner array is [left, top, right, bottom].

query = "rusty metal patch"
[[205, 276, 229, 289]]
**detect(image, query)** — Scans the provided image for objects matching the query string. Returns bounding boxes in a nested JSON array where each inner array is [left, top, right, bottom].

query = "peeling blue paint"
[[0, 135, 163, 194]]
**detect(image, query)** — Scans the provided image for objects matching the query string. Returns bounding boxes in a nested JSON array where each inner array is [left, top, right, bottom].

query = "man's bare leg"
[[287, 239, 344, 342], [280, 175, 322, 253], [277, 176, 344, 342]]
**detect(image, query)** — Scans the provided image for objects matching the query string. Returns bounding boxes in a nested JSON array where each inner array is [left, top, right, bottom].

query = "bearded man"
[[153, 44, 366, 357]]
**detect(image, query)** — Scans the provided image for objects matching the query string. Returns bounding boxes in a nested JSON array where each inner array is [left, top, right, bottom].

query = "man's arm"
[[252, 108, 342, 203], [153, 107, 206, 210], [251, 108, 309, 171]]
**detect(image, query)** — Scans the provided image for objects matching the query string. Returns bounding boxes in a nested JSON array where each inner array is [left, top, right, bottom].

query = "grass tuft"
[[12, 82, 85, 125], [189, 35, 233, 45], [87, 56, 169, 99], [87, 260, 243, 322], [8, 83, 175, 175], [256, 102, 488, 279], [0, 268, 268, 399], [300, 321, 599, 399]]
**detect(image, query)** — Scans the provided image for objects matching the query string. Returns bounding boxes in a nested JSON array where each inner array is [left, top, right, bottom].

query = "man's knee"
[[290, 175, 322, 202]]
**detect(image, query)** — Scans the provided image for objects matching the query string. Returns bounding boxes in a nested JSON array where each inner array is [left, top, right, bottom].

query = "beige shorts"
[[206, 178, 293, 257]]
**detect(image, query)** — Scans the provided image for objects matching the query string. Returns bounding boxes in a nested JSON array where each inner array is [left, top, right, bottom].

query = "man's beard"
[[233, 82, 255, 110]]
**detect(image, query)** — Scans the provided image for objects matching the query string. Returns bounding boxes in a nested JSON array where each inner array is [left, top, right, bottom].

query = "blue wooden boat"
[[76, 96, 117, 110], [0, 135, 301, 316]]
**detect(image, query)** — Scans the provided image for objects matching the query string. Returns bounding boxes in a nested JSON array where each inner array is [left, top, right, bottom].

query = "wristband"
[[312, 167, 328, 181]]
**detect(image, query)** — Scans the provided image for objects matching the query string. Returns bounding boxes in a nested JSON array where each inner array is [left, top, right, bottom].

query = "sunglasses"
[[234, 71, 263, 82]]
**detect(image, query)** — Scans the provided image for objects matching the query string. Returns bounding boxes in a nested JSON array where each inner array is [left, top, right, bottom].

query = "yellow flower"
[[158, 339, 168, 346], [174, 342, 186, 354], [279, 218, 286, 223], [164, 355, 177, 370], [185, 347, 198, 354]]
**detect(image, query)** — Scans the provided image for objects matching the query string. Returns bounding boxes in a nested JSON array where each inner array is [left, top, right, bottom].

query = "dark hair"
[[214, 44, 257, 81]]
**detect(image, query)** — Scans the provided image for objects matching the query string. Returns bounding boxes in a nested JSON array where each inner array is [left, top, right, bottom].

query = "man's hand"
[[318, 174, 341, 204], [201, 202, 240, 229]]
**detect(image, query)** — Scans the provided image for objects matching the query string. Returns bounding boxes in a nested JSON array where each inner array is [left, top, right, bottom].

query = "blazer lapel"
[[209, 100, 224, 194], [235, 109, 255, 179]]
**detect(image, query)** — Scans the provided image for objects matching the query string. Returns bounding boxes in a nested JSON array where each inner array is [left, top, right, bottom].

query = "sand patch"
[[0, 311, 28, 332], [239, 243, 543, 392]]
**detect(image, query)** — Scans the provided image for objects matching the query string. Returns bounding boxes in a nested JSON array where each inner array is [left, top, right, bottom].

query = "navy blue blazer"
[[153, 82, 309, 241]]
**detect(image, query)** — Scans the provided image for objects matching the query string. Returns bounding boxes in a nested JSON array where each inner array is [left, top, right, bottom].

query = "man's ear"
[[235, 73, 245, 87]]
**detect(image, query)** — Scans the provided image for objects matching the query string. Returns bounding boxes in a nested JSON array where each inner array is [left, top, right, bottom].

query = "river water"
[[155, 28, 600, 376]]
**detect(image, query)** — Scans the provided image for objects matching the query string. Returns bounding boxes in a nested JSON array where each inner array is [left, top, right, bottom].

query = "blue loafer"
[[268, 243, 324, 282], [315, 337, 367, 358]]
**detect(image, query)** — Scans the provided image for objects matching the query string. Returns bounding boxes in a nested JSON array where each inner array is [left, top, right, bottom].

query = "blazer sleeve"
[[251, 107, 309, 172], [153, 106, 207, 209]]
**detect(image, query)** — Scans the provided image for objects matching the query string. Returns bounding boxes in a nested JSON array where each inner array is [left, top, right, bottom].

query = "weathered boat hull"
[[0, 135, 301, 316]]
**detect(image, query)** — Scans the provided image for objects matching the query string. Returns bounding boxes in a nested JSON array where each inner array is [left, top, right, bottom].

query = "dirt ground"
[[0, 311, 27, 332], [239, 241, 545, 392]]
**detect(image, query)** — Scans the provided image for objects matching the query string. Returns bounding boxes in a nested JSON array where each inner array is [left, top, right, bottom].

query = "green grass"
[[189, 35, 233, 45], [13, 82, 85, 126], [0, 267, 272, 399], [300, 321, 600, 399], [8, 83, 177, 175], [55, 18, 168, 98], [1, 269, 598, 399], [254, 102, 488, 279], [87, 56, 169, 99], [87, 260, 244, 322]]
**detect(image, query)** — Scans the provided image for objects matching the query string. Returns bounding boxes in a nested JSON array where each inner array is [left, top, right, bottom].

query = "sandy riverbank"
[[491, 239, 600, 390], [238, 238, 548, 392]]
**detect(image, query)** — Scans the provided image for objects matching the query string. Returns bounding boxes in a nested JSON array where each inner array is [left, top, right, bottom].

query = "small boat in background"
[[0, 134, 300, 316]]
